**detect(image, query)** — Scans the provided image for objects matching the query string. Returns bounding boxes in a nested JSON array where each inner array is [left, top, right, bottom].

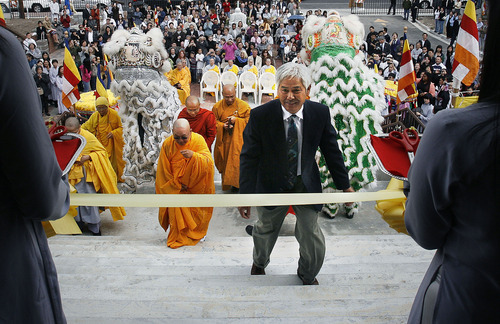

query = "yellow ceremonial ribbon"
[[70, 190, 405, 208]]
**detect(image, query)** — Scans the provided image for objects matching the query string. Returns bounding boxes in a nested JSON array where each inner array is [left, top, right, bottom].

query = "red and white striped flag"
[[452, 0, 479, 87], [62, 46, 81, 108], [396, 36, 416, 104]]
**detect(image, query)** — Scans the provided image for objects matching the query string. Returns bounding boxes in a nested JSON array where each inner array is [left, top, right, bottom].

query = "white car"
[[8, 0, 51, 13]]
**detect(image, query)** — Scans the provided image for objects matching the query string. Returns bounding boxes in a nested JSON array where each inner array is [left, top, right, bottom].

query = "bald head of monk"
[[173, 118, 192, 146], [222, 84, 236, 106], [65, 117, 81, 133], [185, 96, 201, 117]]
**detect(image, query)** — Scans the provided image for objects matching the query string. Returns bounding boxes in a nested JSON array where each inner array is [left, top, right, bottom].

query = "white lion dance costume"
[[104, 28, 181, 192], [300, 11, 386, 218]]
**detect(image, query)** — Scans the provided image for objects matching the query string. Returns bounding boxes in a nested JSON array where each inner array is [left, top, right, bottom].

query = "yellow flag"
[[0, 4, 6, 27], [96, 75, 108, 99]]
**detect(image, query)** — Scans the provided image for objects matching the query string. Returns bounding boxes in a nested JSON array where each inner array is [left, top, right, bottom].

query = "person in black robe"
[[0, 25, 70, 324], [405, 2, 500, 322]]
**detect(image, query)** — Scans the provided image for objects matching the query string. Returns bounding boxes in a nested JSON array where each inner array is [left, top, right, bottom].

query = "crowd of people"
[[24, 0, 330, 115], [363, 14, 484, 123], [24, 0, 487, 128]]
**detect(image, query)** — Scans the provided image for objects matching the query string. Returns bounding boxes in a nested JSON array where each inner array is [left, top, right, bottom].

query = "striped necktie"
[[286, 115, 298, 190]]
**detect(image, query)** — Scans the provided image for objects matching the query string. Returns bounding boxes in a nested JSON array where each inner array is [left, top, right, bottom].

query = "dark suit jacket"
[[240, 99, 350, 210], [83, 8, 91, 21]]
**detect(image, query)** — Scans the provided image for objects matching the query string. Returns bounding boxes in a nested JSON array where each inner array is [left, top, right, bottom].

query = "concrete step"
[[48, 234, 433, 322]]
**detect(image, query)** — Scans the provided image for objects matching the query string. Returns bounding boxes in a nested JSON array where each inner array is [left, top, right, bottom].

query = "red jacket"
[[222, 1, 231, 13], [60, 15, 71, 28]]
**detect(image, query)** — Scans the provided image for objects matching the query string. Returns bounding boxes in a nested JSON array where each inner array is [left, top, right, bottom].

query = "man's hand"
[[180, 149, 194, 158], [228, 116, 236, 124], [107, 132, 114, 139], [75, 155, 91, 165], [238, 206, 251, 219], [343, 187, 355, 206]]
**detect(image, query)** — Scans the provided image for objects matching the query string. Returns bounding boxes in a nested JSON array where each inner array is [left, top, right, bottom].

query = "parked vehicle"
[[419, 1, 432, 9], [8, 0, 51, 13], [0, 0, 12, 18]]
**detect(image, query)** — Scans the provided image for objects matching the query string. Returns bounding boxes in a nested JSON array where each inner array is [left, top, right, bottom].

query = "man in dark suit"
[[377, 36, 391, 56], [420, 32, 431, 51], [83, 3, 92, 21], [238, 63, 354, 285]]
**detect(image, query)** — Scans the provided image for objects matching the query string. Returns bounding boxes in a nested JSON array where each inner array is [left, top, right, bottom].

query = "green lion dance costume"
[[300, 11, 386, 218]]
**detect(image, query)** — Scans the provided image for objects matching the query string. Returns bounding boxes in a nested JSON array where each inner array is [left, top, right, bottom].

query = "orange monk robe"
[[155, 133, 215, 248], [167, 67, 191, 105], [82, 108, 125, 182], [212, 97, 250, 190], [68, 129, 126, 221], [178, 107, 217, 151]]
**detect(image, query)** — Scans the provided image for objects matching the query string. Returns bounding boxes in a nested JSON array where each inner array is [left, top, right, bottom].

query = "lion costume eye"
[[307, 35, 315, 50]]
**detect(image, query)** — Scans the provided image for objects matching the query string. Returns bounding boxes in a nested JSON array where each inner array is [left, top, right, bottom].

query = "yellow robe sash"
[[68, 129, 126, 221]]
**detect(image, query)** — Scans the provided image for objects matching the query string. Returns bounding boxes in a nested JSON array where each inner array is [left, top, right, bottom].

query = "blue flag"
[[65, 0, 72, 16]]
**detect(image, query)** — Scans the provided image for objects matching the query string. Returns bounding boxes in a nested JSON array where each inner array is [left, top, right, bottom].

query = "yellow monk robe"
[[245, 65, 259, 88], [155, 133, 215, 248], [82, 108, 125, 182], [205, 65, 220, 96], [212, 97, 250, 190], [224, 64, 239, 87], [264, 65, 277, 91], [225, 64, 239, 75], [207, 64, 220, 74], [68, 129, 126, 221], [167, 67, 191, 105]]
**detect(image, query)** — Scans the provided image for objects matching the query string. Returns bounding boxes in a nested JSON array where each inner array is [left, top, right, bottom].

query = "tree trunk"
[[18, 0, 25, 19]]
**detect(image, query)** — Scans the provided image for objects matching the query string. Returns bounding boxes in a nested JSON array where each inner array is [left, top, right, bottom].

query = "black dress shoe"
[[245, 225, 253, 236], [297, 269, 319, 285], [251, 263, 265, 275]]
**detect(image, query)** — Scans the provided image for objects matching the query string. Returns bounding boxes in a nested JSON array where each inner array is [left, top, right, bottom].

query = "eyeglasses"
[[174, 135, 189, 140]]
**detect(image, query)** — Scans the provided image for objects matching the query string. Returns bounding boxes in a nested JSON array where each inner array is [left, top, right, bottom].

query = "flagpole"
[[451, 77, 461, 108]]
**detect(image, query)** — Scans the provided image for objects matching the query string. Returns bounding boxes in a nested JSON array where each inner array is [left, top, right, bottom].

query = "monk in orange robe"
[[81, 96, 125, 182], [155, 118, 215, 248], [167, 61, 191, 105], [65, 117, 125, 235], [212, 84, 250, 191], [178, 96, 216, 151]]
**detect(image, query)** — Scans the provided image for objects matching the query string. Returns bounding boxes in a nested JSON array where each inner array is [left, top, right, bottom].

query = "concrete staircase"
[[49, 233, 434, 323]]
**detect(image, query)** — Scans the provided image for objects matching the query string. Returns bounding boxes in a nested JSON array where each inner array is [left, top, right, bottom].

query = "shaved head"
[[185, 95, 200, 106], [173, 118, 191, 131], [222, 84, 236, 106], [173, 118, 191, 146], [185, 96, 201, 117], [65, 117, 80, 133]]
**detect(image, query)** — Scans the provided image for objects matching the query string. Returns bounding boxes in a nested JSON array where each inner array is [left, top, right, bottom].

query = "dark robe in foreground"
[[405, 102, 500, 323], [0, 27, 70, 324]]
